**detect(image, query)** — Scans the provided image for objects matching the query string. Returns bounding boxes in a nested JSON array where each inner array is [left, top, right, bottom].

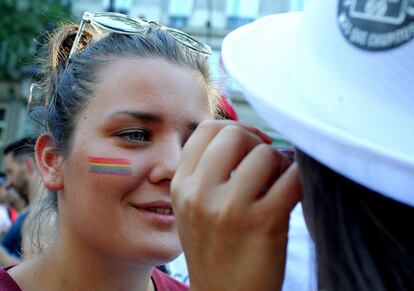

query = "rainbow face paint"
[[88, 157, 132, 176]]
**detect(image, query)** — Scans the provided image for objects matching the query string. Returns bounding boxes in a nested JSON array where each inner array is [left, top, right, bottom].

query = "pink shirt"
[[0, 267, 188, 291]]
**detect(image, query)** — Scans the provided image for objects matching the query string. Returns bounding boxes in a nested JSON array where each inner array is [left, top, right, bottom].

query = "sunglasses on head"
[[68, 11, 213, 63]]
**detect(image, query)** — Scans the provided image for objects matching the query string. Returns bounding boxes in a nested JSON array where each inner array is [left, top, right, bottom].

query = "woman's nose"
[[148, 138, 181, 185]]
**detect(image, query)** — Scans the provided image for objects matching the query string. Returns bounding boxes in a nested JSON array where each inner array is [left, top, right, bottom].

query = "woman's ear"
[[35, 133, 63, 191]]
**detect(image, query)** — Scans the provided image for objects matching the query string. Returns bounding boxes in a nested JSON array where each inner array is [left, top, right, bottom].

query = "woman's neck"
[[9, 233, 155, 291]]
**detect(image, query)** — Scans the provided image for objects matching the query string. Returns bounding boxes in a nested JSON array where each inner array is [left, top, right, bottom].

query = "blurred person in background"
[[0, 138, 38, 266], [0, 174, 12, 240], [0, 174, 28, 219], [0, 187, 27, 218]]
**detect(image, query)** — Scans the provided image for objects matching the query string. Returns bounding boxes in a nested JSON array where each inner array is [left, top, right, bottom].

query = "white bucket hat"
[[222, 0, 414, 207]]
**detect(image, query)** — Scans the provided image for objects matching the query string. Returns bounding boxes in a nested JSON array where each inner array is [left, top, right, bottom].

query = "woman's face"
[[59, 57, 211, 266]]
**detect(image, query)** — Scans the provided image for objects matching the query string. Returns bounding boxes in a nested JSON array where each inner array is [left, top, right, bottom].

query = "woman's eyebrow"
[[108, 110, 164, 123], [109, 110, 202, 131]]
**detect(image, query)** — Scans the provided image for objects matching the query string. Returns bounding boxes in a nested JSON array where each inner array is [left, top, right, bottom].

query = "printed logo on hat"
[[338, 0, 414, 50]]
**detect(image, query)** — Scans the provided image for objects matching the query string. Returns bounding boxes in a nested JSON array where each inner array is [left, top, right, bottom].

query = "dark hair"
[[296, 150, 414, 291], [3, 137, 37, 161], [27, 19, 218, 256]]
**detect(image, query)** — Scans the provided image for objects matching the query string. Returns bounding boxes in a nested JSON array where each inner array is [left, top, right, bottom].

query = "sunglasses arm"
[[68, 18, 88, 62]]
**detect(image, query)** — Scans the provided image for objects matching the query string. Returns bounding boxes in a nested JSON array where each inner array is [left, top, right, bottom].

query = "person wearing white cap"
[[171, 0, 414, 290]]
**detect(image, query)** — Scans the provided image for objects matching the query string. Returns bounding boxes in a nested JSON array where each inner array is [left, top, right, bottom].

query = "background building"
[[0, 0, 308, 165]]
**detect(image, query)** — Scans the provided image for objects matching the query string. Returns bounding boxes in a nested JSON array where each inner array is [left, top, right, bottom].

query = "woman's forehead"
[[85, 57, 211, 123], [97, 57, 206, 97]]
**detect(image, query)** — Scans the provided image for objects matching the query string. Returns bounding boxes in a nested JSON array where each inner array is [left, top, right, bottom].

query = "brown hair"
[[296, 150, 414, 291]]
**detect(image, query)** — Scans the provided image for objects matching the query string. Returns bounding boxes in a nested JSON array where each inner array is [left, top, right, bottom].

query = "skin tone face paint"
[[88, 156, 132, 176]]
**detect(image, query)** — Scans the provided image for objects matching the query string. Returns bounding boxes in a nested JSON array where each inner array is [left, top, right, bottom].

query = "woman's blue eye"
[[118, 129, 150, 143]]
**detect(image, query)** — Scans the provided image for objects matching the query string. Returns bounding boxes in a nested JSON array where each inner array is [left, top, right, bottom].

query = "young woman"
[[0, 11, 258, 291]]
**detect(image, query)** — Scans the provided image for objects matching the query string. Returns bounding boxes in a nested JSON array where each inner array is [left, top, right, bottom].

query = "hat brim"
[[222, 12, 414, 207]]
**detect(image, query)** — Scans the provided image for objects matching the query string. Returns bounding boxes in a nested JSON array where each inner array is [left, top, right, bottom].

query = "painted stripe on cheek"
[[88, 156, 132, 176]]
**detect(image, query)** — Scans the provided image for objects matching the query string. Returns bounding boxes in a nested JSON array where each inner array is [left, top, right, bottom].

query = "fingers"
[[172, 120, 273, 217], [175, 120, 271, 182], [229, 145, 292, 205], [172, 119, 300, 218], [194, 125, 267, 185]]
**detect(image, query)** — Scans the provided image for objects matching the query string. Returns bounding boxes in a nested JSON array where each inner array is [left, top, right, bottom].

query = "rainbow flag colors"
[[88, 156, 132, 176]]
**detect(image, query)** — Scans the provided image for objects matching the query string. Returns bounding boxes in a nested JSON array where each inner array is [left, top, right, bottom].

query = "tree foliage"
[[0, 0, 72, 80]]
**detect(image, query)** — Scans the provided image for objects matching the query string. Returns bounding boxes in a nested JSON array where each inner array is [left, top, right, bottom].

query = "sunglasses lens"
[[92, 14, 146, 33], [166, 28, 212, 55]]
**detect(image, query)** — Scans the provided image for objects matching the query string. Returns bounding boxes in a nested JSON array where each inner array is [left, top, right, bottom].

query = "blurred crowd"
[[0, 137, 38, 266]]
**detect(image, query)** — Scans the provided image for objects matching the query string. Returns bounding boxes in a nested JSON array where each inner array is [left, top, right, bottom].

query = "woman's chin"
[[146, 246, 183, 266], [120, 244, 183, 267]]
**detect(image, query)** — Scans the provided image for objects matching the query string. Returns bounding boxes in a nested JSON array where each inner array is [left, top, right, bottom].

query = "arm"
[[171, 120, 302, 291]]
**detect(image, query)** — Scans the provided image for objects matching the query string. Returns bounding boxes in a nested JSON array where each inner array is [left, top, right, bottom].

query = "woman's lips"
[[131, 201, 175, 224]]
